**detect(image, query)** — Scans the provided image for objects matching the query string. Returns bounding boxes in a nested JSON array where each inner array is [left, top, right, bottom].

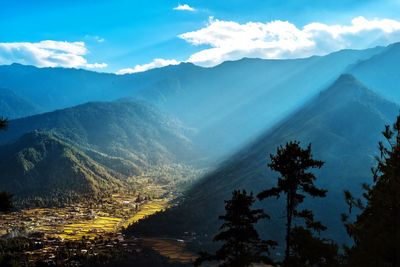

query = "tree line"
[[195, 114, 400, 267]]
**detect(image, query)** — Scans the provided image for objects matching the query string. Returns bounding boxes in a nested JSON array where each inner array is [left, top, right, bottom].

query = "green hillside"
[[0, 100, 199, 205], [0, 99, 196, 166], [0, 131, 124, 202]]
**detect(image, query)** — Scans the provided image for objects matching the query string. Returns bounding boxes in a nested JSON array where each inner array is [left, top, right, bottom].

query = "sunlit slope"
[[0, 131, 124, 199], [0, 100, 197, 202], [135, 47, 386, 156], [350, 42, 400, 103], [129, 75, 399, 246], [0, 99, 195, 167]]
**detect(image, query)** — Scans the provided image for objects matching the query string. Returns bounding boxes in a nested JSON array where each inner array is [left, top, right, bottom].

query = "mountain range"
[[1, 43, 400, 243], [1, 44, 396, 158]]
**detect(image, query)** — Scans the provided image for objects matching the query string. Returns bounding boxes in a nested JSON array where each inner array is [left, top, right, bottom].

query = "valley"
[[1, 40, 400, 266], [0, 165, 204, 266]]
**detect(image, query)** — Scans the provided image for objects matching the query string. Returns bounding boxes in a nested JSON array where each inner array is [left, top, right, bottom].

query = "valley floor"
[[0, 165, 206, 266]]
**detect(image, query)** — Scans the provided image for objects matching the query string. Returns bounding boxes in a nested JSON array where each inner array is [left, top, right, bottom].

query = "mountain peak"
[[318, 74, 378, 103], [327, 73, 361, 90]]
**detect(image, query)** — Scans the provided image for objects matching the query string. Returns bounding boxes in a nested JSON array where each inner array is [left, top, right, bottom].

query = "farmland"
[[0, 164, 206, 266]]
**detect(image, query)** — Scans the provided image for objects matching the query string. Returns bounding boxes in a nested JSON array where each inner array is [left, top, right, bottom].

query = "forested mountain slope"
[[129, 75, 399, 247]]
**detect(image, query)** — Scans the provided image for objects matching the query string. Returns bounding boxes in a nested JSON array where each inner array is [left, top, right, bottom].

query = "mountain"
[[128, 75, 399, 248], [0, 131, 124, 201], [0, 100, 197, 203], [0, 63, 203, 116], [0, 63, 120, 113], [350, 42, 400, 103], [0, 88, 40, 119], [0, 46, 386, 159], [0, 99, 195, 166], [135, 47, 386, 157]]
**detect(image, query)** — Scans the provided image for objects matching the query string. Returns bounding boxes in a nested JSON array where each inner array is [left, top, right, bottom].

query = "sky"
[[1, 0, 400, 73]]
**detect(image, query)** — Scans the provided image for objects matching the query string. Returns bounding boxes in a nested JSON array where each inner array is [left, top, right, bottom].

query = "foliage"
[[343, 114, 400, 266], [258, 141, 337, 266], [0, 117, 7, 130], [195, 190, 276, 267], [0, 191, 13, 213], [0, 117, 13, 213]]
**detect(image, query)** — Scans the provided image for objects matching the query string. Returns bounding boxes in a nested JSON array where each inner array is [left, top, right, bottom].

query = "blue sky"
[[1, 0, 400, 73]]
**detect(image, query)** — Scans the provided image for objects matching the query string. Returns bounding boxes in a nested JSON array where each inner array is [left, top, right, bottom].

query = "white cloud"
[[85, 35, 105, 43], [179, 16, 400, 66], [173, 4, 195, 12], [86, 62, 108, 68], [0, 40, 107, 69], [116, 58, 180, 74]]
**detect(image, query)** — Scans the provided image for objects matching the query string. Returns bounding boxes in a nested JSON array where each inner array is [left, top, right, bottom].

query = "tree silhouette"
[[258, 141, 335, 266], [0, 117, 7, 130], [0, 192, 13, 213], [0, 117, 12, 213], [343, 114, 400, 266], [194, 190, 276, 267]]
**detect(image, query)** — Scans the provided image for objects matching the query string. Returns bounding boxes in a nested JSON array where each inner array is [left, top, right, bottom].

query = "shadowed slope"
[[128, 74, 399, 248]]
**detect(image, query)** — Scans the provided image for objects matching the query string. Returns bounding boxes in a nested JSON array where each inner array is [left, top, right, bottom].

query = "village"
[[0, 186, 178, 265], [0, 162, 204, 266]]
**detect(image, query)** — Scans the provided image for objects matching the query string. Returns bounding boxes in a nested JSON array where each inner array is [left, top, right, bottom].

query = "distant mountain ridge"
[[0, 88, 40, 119], [0, 45, 390, 158], [0, 62, 203, 118], [350, 42, 400, 103], [134, 46, 388, 156]]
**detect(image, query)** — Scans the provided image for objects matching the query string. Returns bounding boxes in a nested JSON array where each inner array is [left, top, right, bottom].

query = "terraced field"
[[123, 199, 169, 228], [59, 216, 122, 240], [142, 238, 197, 263], [0, 192, 171, 241]]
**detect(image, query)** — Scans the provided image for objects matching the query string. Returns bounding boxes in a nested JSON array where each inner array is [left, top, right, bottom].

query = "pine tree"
[[0, 192, 13, 213], [0, 117, 12, 213], [258, 141, 337, 266], [0, 118, 7, 130], [343, 115, 400, 266], [194, 190, 276, 267]]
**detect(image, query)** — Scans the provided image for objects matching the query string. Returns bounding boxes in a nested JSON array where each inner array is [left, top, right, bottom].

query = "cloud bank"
[[0, 40, 107, 69], [179, 16, 400, 66], [4, 17, 400, 73], [173, 4, 195, 11], [116, 58, 180, 74]]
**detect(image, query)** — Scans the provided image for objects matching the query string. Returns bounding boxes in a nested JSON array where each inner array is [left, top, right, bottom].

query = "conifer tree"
[[194, 190, 276, 267], [343, 115, 400, 266], [0, 117, 12, 213], [0, 117, 7, 130], [0, 192, 13, 213], [258, 141, 337, 266]]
